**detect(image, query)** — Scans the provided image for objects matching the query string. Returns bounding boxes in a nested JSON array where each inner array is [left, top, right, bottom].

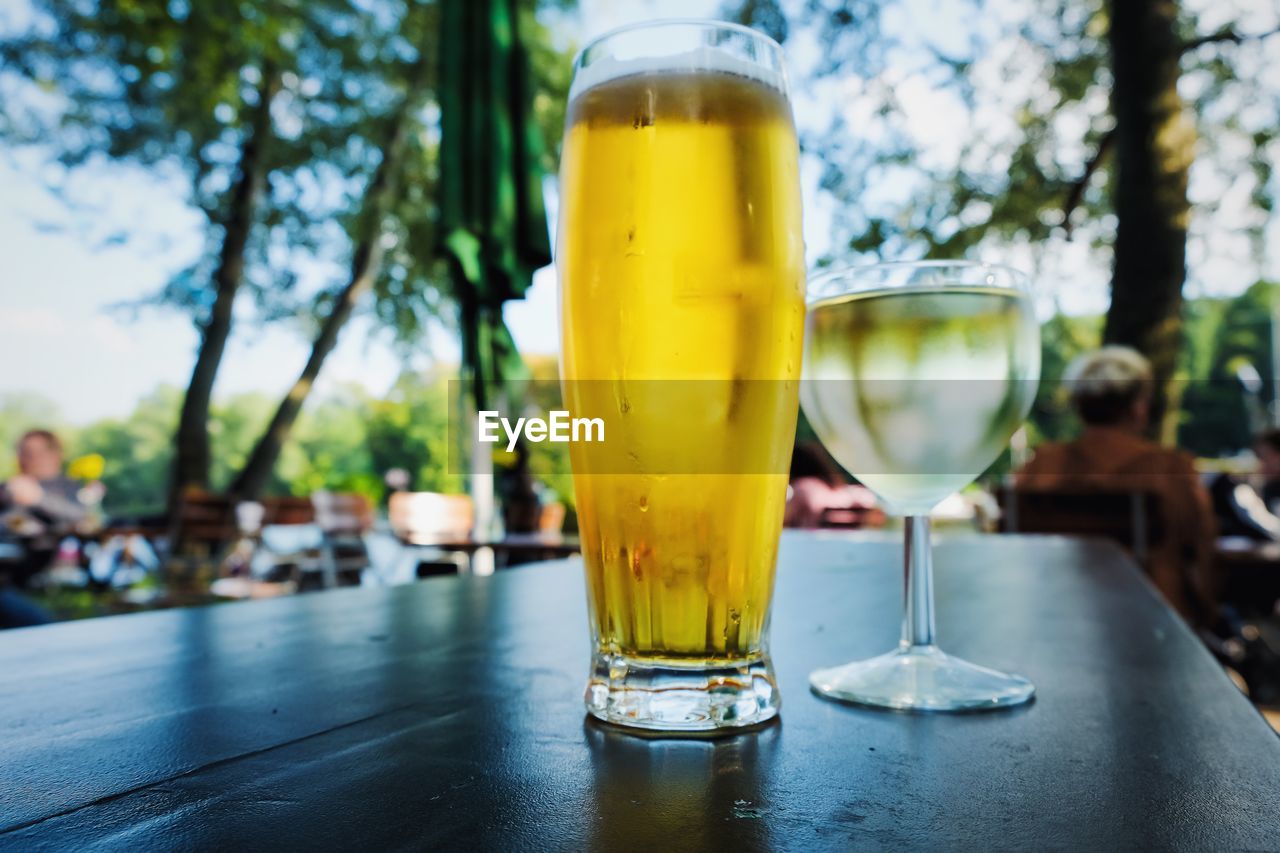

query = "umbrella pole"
[[469, 428, 496, 577], [459, 293, 497, 576]]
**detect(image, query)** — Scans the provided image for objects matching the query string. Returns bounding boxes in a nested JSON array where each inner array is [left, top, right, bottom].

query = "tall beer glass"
[[557, 20, 804, 731]]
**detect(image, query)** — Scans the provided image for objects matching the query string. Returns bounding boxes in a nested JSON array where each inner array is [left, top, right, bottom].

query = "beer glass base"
[[809, 645, 1034, 713], [585, 651, 780, 732]]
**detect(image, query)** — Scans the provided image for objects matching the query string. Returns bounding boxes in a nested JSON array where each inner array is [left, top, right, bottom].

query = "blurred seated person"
[[785, 441, 883, 529], [1206, 453, 1280, 542], [0, 429, 84, 628], [1015, 347, 1215, 624], [1, 429, 87, 582], [1254, 428, 1280, 514], [88, 533, 161, 588], [499, 443, 542, 535], [1206, 428, 1280, 541]]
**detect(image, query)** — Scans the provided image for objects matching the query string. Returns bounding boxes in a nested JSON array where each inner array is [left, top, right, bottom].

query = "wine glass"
[[800, 261, 1041, 711]]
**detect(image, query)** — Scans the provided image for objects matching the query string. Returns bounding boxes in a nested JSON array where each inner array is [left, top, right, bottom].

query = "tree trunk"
[[229, 96, 417, 500], [1103, 0, 1194, 442], [171, 65, 280, 503]]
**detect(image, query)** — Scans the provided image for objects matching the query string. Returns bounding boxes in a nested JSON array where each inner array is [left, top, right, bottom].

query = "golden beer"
[[557, 25, 804, 730]]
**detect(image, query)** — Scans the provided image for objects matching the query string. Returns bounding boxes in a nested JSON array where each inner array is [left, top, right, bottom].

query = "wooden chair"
[[388, 492, 474, 577], [998, 486, 1165, 566], [311, 492, 374, 589], [261, 496, 316, 527], [819, 506, 872, 530], [241, 496, 322, 585], [166, 490, 241, 580]]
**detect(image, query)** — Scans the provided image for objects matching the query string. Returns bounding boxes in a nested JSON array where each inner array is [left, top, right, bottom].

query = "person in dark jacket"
[[1016, 348, 1216, 625], [1254, 428, 1280, 514]]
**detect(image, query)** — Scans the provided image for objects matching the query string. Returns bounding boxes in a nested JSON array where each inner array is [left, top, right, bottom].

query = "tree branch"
[[1062, 127, 1114, 240], [1181, 25, 1280, 55], [228, 58, 430, 500]]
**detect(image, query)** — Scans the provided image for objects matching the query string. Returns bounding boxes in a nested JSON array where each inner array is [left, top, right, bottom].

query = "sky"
[[0, 0, 1277, 423], [0, 0, 725, 424]]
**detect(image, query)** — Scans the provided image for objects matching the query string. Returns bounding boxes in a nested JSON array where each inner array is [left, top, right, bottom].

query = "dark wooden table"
[[3, 533, 1277, 851]]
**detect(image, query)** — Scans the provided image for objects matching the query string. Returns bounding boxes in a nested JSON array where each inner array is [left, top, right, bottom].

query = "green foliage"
[[729, 0, 1279, 460], [729, 0, 1277, 297], [1, 0, 576, 503], [1006, 286, 1280, 456], [1, 388, 178, 516], [741, 0, 1118, 263], [1178, 281, 1277, 456], [985, 283, 1278, 457], [364, 375, 463, 495], [1, 0, 575, 349], [75, 386, 182, 516], [208, 392, 277, 490], [280, 387, 383, 500], [521, 2, 575, 172], [0, 358, 580, 517], [4, 0, 391, 308], [1026, 311, 1102, 444]]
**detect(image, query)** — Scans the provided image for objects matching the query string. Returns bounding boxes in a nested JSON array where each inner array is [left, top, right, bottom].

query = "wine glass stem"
[[901, 515, 936, 649]]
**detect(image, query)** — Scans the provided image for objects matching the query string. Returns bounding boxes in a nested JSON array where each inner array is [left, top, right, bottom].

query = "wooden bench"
[[999, 486, 1164, 566]]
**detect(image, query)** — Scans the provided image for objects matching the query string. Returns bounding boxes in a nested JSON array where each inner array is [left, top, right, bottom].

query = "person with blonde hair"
[[1016, 347, 1216, 624]]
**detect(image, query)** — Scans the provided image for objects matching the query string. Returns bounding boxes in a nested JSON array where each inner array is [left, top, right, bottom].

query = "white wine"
[[801, 286, 1039, 513]]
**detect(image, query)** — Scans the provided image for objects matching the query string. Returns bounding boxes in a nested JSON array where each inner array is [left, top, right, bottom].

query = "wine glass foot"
[[809, 645, 1034, 712]]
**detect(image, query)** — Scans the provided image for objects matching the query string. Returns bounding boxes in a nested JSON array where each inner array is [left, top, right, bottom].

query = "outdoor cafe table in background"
[[1215, 536, 1280, 615], [432, 531, 582, 563], [2, 533, 1278, 850]]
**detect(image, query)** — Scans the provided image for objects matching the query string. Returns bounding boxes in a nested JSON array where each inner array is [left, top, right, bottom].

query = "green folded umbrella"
[[438, 0, 552, 413]]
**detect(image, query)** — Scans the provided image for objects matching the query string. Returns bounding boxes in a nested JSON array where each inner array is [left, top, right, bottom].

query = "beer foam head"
[[569, 45, 787, 101]]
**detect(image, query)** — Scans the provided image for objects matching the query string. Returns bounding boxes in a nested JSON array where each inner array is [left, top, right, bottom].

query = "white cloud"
[[0, 306, 65, 335], [87, 315, 138, 354]]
